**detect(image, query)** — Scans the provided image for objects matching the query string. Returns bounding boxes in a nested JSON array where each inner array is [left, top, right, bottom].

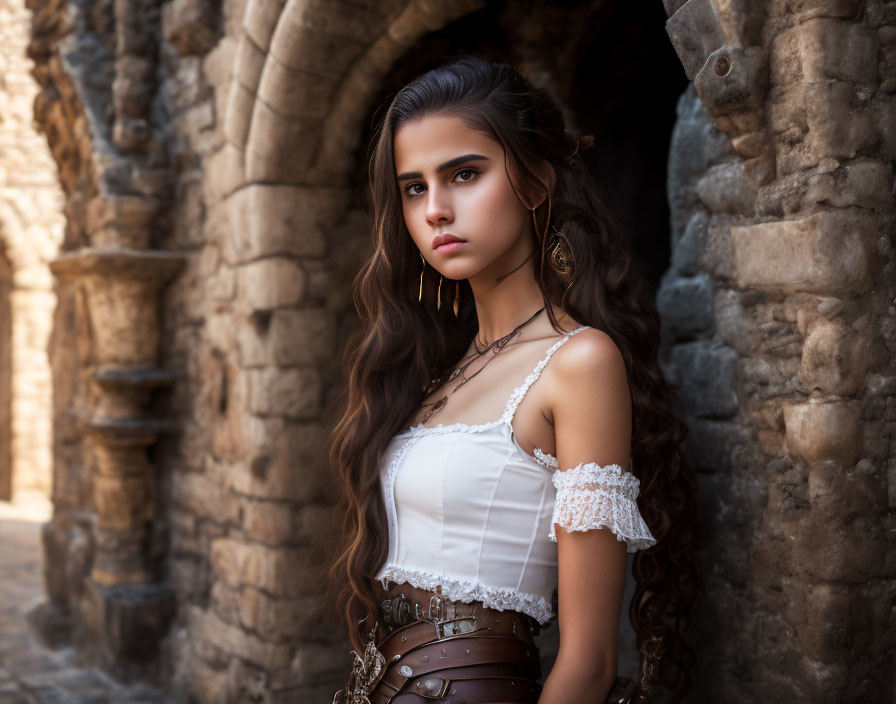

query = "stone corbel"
[[666, 0, 774, 183]]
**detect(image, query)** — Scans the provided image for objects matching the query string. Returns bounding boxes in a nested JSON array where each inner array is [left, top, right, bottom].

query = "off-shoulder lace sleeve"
[[549, 462, 656, 552]]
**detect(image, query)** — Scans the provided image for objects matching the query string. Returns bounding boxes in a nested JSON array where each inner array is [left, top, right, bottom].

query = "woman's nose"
[[425, 187, 453, 225]]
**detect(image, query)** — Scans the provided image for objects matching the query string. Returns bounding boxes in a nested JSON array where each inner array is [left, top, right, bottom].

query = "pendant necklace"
[[419, 306, 546, 424]]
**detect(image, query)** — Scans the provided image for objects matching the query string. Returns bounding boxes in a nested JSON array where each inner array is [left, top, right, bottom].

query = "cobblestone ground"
[[0, 495, 171, 704]]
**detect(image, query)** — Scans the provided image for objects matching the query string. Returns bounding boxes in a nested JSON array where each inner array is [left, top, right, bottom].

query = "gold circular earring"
[[549, 227, 574, 278]]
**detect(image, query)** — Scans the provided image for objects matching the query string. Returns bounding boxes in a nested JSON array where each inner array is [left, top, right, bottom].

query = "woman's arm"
[[538, 330, 632, 704]]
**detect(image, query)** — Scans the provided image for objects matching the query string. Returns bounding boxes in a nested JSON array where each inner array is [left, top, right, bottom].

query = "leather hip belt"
[[333, 581, 543, 704]]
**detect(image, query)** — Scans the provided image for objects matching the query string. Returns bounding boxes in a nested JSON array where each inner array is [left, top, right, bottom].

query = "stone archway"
[[206, 0, 706, 699], [213, 1, 895, 700]]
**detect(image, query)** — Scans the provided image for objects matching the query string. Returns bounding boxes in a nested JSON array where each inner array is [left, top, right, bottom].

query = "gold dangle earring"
[[453, 280, 460, 317], [418, 252, 426, 303], [437, 275, 443, 310]]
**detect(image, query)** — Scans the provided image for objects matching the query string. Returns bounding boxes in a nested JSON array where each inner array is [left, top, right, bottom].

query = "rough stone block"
[[656, 271, 713, 339], [226, 184, 340, 261], [808, 460, 887, 521], [771, 81, 877, 174], [172, 469, 241, 525], [257, 56, 334, 121], [182, 653, 229, 703], [877, 94, 896, 160], [671, 210, 709, 275], [791, 517, 888, 582], [238, 587, 320, 641], [799, 583, 861, 664], [697, 217, 735, 280], [232, 33, 266, 96], [241, 0, 286, 52], [716, 291, 761, 356], [269, 308, 335, 367], [244, 102, 319, 180], [241, 497, 295, 545], [223, 80, 255, 149], [799, 320, 872, 395], [210, 579, 242, 627], [730, 210, 878, 294], [240, 258, 306, 310], [187, 604, 293, 670], [783, 400, 862, 464], [163, 0, 220, 56], [694, 159, 759, 214], [268, 23, 365, 77], [771, 18, 877, 86], [203, 144, 245, 203], [803, 81, 876, 163], [803, 159, 894, 211], [223, 420, 325, 503], [209, 537, 315, 596], [785, 0, 864, 20], [247, 367, 321, 419], [666, 341, 740, 418]]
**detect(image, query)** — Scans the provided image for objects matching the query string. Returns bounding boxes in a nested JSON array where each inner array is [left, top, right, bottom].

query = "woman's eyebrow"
[[396, 153, 489, 182]]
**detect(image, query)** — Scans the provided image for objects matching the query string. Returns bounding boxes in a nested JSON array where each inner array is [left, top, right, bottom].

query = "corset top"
[[375, 325, 655, 625]]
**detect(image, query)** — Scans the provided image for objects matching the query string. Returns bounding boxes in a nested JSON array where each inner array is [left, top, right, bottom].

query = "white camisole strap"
[[500, 325, 590, 426]]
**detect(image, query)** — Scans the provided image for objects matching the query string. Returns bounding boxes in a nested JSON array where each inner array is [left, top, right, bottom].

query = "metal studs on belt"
[[399, 665, 413, 677], [422, 655, 429, 662], [439, 648, 447, 658]]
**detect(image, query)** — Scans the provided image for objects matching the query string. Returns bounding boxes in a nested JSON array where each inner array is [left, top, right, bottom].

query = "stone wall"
[[660, 0, 895, 700], [17, 0, 896, 702], [0, 0, 65, 499]]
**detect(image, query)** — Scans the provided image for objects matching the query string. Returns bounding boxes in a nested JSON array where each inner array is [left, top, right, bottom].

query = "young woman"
[[329, 56, 701, 704]]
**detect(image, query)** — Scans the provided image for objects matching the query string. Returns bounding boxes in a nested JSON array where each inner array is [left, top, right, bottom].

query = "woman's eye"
[[404, 169, 477, 198]]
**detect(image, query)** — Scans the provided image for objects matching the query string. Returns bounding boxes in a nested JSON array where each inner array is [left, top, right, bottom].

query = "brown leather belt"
[[377, 580, 541, 639], [357, 581, 542, 703]]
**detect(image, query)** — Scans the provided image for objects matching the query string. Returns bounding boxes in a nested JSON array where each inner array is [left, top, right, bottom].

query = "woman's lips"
[[434, 241, 466, 254]]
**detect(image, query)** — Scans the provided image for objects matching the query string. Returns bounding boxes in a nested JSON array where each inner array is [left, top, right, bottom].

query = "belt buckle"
[[415, 595, 443, 623], [433, 615, 477, 639]]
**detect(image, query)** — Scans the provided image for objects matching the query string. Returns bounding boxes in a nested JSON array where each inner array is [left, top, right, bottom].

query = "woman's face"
[[393, 113, 535, 282]]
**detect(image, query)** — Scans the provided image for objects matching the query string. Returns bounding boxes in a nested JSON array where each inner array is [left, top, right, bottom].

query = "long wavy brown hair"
[[327, 55, 702, 701]]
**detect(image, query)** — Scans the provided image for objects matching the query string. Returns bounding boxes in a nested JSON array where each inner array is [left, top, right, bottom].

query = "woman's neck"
[[467, 243, 578, 345]]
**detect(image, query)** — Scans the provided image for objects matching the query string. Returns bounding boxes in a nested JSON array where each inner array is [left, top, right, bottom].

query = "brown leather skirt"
[[333, 581, 543, 704]]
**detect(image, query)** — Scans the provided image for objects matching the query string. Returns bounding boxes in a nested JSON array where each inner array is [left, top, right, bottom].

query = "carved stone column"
[[50, 248, 184, 661]]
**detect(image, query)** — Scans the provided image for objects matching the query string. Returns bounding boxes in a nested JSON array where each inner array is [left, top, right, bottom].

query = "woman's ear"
[[528, 161, 557, 209]]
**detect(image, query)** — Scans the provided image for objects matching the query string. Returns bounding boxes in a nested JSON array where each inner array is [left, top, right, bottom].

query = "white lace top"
[[375, 325, 656, 625]]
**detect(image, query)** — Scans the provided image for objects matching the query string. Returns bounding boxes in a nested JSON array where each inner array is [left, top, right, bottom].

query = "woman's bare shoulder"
[[545, 327, 627, 401]]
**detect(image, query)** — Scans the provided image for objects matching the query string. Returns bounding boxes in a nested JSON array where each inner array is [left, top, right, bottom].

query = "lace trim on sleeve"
[[549, 462, 656, 552]]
